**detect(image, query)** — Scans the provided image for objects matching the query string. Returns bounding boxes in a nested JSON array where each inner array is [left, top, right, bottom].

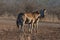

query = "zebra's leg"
[[20, 21, 25, 32], [36, 19, 39, 33], [22, 17, 26, 32], [16, 20, 20, 29], [28, 20, 32, 33], [20, 23, 23, 30], [29, 23, 33, 33], [27, 22, 30, 33], [31, 23, 33, 33], [31, 20, 35, 33], [36, 22, 38, 33], [20, 20, 25, 32], [33, 23, 36, 33]]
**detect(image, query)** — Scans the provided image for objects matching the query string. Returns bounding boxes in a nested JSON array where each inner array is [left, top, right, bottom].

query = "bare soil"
[[0, 19, 60, 40]]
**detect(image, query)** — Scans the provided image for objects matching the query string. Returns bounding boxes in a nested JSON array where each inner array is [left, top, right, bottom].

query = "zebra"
[[16, 9, 46, 33]]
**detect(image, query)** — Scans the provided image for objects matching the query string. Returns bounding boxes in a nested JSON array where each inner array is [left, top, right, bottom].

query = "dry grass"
[[0, 18, 60, 40]]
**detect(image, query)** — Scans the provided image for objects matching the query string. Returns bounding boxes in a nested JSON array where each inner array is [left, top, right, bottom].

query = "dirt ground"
[[0, 19, 60, 40]]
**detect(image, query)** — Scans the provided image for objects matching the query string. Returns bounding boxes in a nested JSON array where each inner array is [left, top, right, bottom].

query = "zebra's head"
[[40, 9, 46, 18]]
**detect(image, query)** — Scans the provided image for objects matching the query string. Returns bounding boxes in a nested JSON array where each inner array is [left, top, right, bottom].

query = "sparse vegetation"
[[0, 0, 60, 22], [0, 0, 60, 40], [0, 19, 60, 40]]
